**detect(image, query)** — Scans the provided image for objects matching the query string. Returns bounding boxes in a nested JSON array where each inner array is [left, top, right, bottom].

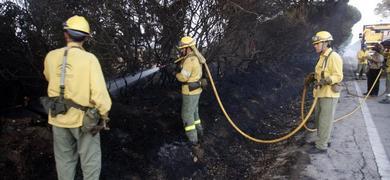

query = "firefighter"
[[43, 15, 112, 179], [364, 43, 383, 97], [356, 45, 369, 80], [307, 31, 343, 154], [380, 47, 390, 103], [175, 36, 205, 161]]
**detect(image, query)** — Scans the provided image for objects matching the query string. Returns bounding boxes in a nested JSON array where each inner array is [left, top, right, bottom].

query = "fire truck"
[[359, 23, 390, 49]]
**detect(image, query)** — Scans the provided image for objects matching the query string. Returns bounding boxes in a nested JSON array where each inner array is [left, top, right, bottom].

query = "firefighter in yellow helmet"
[[175, 36, 205, 162], [43, 15, 112, 179], [356, 45, 369, 80], [306, 31, 343, 154], [380, 47, 390, 104]]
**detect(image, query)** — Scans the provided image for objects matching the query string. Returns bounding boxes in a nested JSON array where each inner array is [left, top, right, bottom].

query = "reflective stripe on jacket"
[[43, 42, 112, 128], [314, 48, 344, 98], [175, 53, 203, 95]]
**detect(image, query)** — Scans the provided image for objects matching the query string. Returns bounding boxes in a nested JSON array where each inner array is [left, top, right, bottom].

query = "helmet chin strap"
[[320, 42, 328, 54], [180, 47, 190, 57]]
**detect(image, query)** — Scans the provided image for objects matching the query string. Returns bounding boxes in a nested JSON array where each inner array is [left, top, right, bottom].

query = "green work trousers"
[[314, 97, 338, 150], [356, 64, 367, 77], [182, 94, 203, 144], [52, 126, 101, 180]]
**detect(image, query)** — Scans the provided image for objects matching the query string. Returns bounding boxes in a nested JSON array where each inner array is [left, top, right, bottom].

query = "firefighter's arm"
[[176, 58, 192, 82], [328, 54, 343, 85], [89, 56, 112, 116], [357, 51, 362, 61], [43, 53, 51, 81], [364, 51, 370, 59], [372, 54, 384, 63]]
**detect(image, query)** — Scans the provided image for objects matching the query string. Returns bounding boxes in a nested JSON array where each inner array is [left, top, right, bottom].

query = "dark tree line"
[[0, 0, 359, 109], [376, 0, 390, 17]]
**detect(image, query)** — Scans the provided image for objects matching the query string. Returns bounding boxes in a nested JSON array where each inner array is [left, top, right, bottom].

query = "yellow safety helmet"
[[178, 36, 196, 49], [63, 15, 90, 36], [312, 31, 333, 44]]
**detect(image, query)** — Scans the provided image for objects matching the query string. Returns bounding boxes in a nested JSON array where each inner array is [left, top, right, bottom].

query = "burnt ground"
[[0, 58, 315, 179]]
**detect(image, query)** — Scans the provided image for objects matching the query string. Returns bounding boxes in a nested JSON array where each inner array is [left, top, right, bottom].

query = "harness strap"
[[59, 48, 69, 98], [64, 99, 89, 111], [321, 50, 333, 79], [58, 46, 88, 111]]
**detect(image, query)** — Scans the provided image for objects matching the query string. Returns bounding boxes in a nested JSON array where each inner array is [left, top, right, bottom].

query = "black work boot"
[[307, 146, 327, 154], [191, 143, 204, 163], [197, 130, 204, 143], [379, 98, 390, 104]]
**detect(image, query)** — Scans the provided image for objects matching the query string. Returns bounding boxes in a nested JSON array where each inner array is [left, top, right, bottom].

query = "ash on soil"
[[0, 60, 313, 179]]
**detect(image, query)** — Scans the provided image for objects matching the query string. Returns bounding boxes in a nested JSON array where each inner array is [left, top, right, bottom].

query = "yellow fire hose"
[[204, 60, 383, 141], [344, 80, 386, 98], [301, 69, 384, 132], [204, 63, 318, 143]]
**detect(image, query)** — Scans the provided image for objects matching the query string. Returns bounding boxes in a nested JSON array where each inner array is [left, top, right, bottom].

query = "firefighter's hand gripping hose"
[[204, 63, 318, 143], [301, 69, 384, 132]]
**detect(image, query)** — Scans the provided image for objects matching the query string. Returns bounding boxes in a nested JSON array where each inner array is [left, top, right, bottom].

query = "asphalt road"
[[359, 79, 390, 161], [290, 54, 390, 179]]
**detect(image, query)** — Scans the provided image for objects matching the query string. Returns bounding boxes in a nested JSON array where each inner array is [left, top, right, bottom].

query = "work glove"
[[382, 64, 388, 70], [304, 72, 316, 86], [173, 64, 183, 76], [175, 64, 182, 72], [164, 63, 179, 76], [165, 63, 175, 73], [90, 113, 110, 136], [199, 78, 208, 89], [315, 77, 332, 88], [100, 113, 110, 130]]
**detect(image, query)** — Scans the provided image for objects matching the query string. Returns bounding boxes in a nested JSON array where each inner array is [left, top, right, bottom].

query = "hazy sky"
[[348, 0, 390, 43]]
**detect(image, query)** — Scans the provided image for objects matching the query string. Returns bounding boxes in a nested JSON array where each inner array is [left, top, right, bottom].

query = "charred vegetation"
[[0, 0, 360, 179]]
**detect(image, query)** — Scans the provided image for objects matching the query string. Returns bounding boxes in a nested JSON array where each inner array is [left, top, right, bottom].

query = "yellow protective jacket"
[[387, 60, 390, 73], [356, 50, 369, 64], [175, 52, 203, 95], [384, 51, 390, 73], [43, 42, 112, 128], [313, 48, 344, 98]]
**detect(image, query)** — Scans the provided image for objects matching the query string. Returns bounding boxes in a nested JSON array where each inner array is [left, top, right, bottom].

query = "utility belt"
[[318, 81, 342, 93], [330, 83, 342, 93], [40, 96, 88, 117], [184, 78, 208, 91], [41, 47, 105, 136], [316, 83, 342, 93], [40, 96, 103, 135]]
